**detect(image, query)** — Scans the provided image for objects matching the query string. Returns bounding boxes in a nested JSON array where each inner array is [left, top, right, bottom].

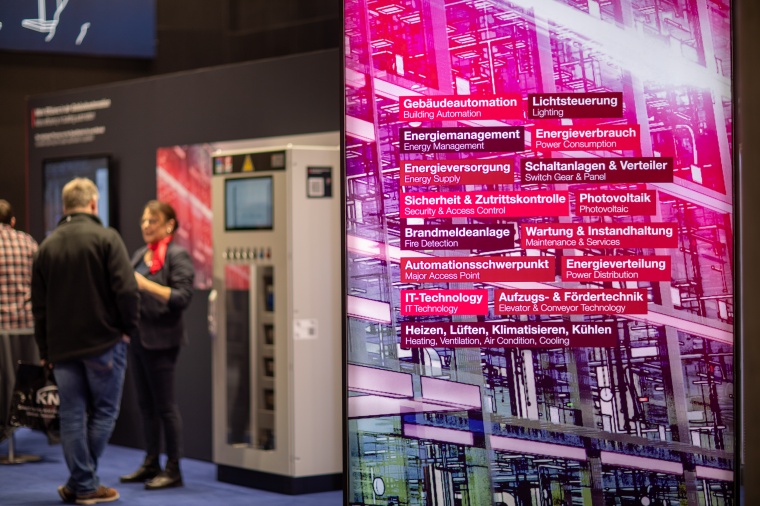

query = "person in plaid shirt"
[[0, 200, 38, 330]]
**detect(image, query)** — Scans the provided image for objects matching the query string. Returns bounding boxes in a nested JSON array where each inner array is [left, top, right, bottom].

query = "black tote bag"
[[7, 362, 60, 440]]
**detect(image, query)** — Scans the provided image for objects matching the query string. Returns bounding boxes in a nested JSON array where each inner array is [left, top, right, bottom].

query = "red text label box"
[[527, 93, 623, 119], [399, 95, 524, 122], [520, 157, 674, 184], [400, 159, 514, 187], [399, 127, 525, 154], [401, 191, 569, 219], [573, 190, 658, 216], [400, 224, 516, 251], [519, 223, 678, 249], [494, 289, 648, 315], [401, 321, 617, 348], [400, 289, 488, 316], [400, 256, 555, 283], [562, 256, 672, 282], [532, 125, 641, 152]]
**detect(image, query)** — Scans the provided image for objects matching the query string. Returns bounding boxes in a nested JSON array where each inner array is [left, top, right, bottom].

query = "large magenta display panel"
[[344, 0, 734, 504]]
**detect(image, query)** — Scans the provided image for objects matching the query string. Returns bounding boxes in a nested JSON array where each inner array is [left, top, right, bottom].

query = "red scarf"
[[147, 235, 173, 274]]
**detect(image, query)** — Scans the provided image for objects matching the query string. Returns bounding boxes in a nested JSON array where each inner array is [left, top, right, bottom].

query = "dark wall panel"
[[0, 53, 150, 231]]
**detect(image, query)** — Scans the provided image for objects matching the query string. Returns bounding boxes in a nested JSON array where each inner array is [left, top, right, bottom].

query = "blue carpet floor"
[[0, 429, 343, 505]]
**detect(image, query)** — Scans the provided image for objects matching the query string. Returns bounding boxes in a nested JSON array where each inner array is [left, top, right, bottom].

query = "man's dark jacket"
[[32, 213, 140, 362]]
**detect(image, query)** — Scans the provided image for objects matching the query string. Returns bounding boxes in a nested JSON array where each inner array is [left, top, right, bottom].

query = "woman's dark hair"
[[144, 200, 180, 231]]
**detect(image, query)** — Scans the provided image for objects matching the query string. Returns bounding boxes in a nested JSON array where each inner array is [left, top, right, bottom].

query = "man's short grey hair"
[[62, 178, 99, 212]]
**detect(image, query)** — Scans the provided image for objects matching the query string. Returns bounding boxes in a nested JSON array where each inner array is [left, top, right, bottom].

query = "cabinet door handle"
[[207, 289, 218, 340]]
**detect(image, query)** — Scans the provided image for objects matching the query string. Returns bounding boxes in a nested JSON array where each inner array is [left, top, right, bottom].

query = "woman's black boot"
[[120, 454, 161, 483], [145, 458, 183, 489]]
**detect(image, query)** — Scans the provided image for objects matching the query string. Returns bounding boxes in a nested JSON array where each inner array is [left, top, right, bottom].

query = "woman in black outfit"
[[120, 201, 194, 490]]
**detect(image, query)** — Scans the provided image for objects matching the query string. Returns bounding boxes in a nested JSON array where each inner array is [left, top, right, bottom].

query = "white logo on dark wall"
[[36, 385, 60, 406]]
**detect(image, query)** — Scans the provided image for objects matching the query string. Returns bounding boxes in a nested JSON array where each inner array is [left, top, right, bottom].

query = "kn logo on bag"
[[36, 386, 60, 407]]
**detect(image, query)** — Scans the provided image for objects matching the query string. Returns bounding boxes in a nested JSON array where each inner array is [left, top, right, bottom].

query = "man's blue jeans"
[[53, 340, 128, 495]]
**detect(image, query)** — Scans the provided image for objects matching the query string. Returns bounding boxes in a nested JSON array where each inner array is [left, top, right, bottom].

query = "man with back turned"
[[32, 178, 139, 505]]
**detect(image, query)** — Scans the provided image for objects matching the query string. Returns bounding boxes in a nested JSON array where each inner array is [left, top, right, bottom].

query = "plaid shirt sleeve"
[[0, 225, 39, 330]]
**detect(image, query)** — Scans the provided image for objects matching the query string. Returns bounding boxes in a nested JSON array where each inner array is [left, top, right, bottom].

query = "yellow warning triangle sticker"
[[242, 155, 255, 172]]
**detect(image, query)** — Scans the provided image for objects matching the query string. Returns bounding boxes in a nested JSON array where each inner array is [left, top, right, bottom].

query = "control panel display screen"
[[225, 176, 273, 231]]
